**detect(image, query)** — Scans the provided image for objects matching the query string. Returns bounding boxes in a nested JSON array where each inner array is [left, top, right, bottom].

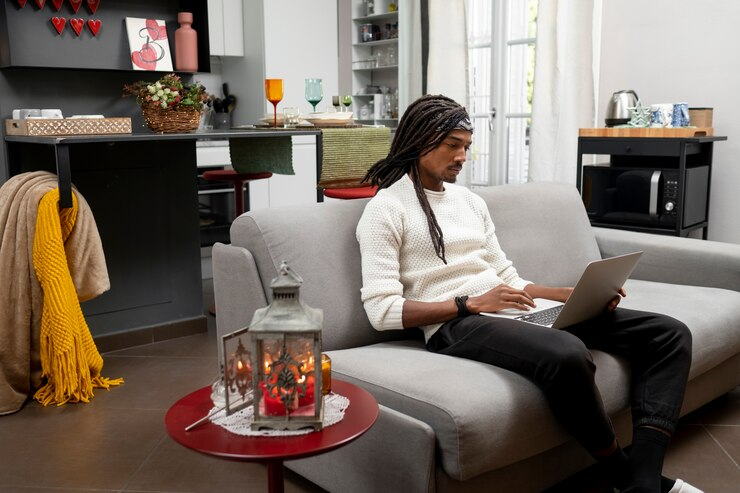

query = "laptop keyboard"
[[515, 305, 564, 326]]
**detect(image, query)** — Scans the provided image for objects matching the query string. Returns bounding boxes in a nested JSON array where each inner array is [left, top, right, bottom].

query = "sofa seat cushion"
[[621, 279, 740, 378], [329, 281, 740, 482], [330, 340, 627, 481]]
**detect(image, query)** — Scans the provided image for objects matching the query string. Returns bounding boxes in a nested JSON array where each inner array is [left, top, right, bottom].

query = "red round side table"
[[165, 379, 379, 493]]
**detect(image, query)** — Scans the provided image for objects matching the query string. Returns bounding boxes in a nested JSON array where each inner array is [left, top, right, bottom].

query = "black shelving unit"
[[576, 134, 727, 239]]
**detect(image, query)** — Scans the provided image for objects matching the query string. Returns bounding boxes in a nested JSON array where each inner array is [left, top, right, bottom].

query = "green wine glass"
[[305, 78, 323, 112], [340, 95, 353, 113]]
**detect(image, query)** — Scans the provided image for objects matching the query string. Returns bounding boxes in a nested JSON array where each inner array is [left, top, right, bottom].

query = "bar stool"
[[200, 169, 272, 316], [322, 185, 377, 200], [201, 169, 273, 217]]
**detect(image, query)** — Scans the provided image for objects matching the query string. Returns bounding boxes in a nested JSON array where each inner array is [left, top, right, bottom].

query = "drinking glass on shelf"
[[265, 78, 284, 128], [341, 95, 353, 112], [305, 78, 323, 112]]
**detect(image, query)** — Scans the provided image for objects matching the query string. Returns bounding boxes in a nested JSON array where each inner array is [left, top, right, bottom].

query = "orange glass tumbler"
[[321, 354, 332, 395]]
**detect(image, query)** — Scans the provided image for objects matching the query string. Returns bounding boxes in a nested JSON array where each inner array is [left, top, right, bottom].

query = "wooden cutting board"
[[579, 127, 714, 138]]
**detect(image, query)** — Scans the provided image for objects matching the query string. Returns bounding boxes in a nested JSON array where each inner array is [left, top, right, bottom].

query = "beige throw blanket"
[[0, 172, 110, 414]]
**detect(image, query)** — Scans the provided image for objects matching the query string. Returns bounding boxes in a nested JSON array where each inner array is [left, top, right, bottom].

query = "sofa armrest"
[[212, 242, 267, 365], [593, 227, 740, 292], [285, 404, 436, 493]]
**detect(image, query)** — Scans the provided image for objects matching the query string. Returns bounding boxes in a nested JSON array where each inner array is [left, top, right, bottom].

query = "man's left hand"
[[607, 288, 627, 311]]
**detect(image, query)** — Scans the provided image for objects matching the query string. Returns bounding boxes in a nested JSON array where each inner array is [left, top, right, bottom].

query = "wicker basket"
[[142, 106, 201, 133]]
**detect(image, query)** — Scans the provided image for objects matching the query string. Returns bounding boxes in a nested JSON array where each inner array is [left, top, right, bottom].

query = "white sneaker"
[[668, 478, 704, 493]]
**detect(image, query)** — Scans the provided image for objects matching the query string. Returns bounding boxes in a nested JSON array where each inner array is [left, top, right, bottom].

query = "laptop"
[[481, 252, 643, 329]]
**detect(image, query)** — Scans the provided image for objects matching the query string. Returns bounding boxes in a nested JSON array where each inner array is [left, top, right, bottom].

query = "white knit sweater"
[[356, 174, 531, 341]]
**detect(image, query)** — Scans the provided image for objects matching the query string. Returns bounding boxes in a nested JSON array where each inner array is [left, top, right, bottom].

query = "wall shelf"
[[0, 0, 211, 73]]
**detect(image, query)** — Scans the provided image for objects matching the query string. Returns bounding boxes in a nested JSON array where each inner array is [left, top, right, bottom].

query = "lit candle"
[[298, 373, 315, 407]]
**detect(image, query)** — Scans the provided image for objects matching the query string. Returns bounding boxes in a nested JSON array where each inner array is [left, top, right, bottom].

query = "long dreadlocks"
[[362, 94, 473, 264]]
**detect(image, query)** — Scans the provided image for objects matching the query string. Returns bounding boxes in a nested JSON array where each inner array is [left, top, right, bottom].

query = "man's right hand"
[[466, 284, 536, 314]]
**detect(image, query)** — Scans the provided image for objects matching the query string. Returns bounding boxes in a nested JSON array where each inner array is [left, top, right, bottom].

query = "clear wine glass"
[[341, 95, 353, 113], [265, 78, 284, 128], [305, 78, 323, 112]]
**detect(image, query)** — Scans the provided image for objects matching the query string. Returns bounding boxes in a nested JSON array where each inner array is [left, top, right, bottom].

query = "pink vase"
[[175, 12, 198, 72]]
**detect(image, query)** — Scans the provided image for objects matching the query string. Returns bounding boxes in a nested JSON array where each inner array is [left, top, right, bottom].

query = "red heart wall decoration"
[[86, 0, 100, 14], [34, 0, 46, 9], [16, 0, 28, 8], [87, 19, 101, 36], [51, 16, 66, 35], [69, 17, 84, 36], [50, 0, 63, 11], [69, 0, 82, 13], [131, 43, 157, 71]]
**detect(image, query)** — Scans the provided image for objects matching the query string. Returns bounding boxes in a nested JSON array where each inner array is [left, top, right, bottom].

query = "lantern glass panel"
[[221, 327, 253, 415], [256, 334, 319, 418]]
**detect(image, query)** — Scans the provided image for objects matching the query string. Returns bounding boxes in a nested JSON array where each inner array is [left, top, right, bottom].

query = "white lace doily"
[[209, 393, 350, 437]]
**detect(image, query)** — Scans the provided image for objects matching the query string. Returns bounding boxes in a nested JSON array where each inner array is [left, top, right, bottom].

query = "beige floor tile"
[[0, 405, 164, 491], [663, 423, 740, 492]]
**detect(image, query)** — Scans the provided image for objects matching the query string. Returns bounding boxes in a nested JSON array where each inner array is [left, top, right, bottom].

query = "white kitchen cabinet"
[[208, 0, 244, 57], [251, 136, 318, 209]]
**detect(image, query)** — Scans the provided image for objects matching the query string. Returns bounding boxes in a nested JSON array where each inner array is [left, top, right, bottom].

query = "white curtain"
[[401, 0, 468, 109], [528, 0, 601, 184], [426, 0, 468, 105]]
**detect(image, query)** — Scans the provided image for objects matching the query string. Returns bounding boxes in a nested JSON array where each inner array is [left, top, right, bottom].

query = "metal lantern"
[[249, 262, 324, 431]]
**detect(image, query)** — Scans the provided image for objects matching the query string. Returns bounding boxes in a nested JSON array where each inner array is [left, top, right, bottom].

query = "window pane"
[[508, 0, 538, 40], [507, 117, 530, 184], [468, 46, 490, 116], [507, 43, 535, 114], [468, 0, 492, 44], [470, 116, 490, 185]]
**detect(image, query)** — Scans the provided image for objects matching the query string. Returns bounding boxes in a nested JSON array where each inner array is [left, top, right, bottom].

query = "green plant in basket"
[[123, 73, 209, 133], [123, 73, 208, 111]]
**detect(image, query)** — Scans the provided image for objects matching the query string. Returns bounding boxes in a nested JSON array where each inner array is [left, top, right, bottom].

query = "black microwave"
[[582, 165, 709, 228]]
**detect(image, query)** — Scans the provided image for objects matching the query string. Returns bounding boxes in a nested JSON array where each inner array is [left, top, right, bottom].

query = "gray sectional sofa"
[[212, 182, 740, 492]]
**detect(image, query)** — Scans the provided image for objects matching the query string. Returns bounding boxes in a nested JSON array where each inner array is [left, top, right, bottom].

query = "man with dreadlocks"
[[355, 94, 699, 493]]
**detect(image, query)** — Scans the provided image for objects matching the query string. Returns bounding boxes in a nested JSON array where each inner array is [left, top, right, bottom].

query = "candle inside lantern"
[[260, 380, 300, 416], [322, 354, 332, 395], [297, 373, 315, 407]]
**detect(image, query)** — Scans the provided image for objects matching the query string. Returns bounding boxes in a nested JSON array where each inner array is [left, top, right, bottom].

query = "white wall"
[[599, 0, 740, 244], [220, 0, 339, 123], [217, 1, 339, 209], [263, 0, 339, 117]]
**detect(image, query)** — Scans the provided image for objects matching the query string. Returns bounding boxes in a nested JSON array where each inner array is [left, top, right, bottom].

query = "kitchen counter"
[[6, 128, 324, 207], [4, 129, 323, 350]]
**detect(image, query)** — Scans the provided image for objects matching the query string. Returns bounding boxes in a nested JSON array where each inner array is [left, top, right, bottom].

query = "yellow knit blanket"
[[32, 188, 122, 406]]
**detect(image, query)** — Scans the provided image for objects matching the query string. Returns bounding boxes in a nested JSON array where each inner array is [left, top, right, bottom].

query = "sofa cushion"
[[621, 279, 740, 378], [329, 280, 740, 481], [475, 182, 602, 287], [230, 199, 409, 350]]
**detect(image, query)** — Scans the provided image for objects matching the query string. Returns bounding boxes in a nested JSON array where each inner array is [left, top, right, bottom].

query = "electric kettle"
[[604, 90, 639, 127]]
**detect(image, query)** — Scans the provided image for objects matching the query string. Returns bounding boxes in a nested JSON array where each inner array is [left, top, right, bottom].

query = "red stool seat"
[[201, 170, 273, 216], [323, 185, 378, 200]]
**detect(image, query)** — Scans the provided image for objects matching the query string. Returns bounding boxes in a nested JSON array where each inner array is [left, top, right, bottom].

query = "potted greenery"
[[123, 73, 208, 133]]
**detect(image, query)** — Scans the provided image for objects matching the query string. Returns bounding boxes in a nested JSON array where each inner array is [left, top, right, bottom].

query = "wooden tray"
[[579, 127, 714, 138], [5, 117, 132, 136]]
